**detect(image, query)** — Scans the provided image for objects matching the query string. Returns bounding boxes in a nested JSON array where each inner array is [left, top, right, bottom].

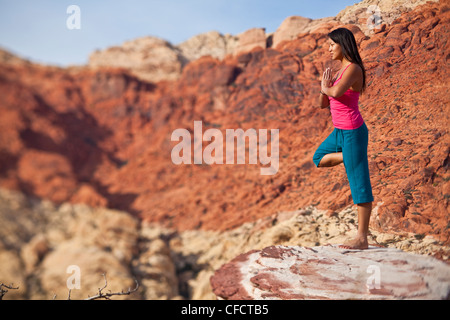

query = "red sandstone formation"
[[0, 1, 448, 243]]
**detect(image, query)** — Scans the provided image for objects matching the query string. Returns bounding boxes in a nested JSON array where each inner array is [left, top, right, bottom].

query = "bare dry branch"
[[5, 273, 139, 300], [83, 273, 139, 300], [0, 282, 19, 300]]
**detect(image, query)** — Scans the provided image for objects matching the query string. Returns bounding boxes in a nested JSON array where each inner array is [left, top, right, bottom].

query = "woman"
[[313, 27, 374, 250]]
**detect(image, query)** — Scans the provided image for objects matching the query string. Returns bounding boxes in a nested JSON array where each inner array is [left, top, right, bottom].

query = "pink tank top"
[[329, 63, 364, 130]]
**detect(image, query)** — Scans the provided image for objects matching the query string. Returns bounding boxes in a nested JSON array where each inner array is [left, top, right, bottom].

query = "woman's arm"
[[318, 67, 333, 108], [321, 64, 361, 98], [318, 91, 330, 108]]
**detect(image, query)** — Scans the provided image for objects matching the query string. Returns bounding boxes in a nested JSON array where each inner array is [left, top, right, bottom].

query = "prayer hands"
[[321, 67, 333, 90]]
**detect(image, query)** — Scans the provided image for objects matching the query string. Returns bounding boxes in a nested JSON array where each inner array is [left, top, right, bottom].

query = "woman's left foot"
[[338, 237, 369, 250]]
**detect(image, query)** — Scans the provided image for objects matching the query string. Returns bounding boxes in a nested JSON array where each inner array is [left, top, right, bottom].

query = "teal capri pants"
[[313, 123, 374, 204]]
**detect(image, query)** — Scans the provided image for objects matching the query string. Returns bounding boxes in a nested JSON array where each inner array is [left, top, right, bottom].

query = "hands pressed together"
[[321, 67, 333, 94]]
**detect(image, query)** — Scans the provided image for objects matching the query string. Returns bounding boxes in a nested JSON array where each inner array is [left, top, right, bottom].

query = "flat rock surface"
[[210, 245, 450, 300]]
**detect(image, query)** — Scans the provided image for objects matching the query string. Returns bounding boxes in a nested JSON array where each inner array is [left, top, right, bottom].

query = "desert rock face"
[[0, 0, 448, 238], [337, 0, 440, 35], [88, 32, 240, 83], [0, 0, 449, 300], [0, 0, 448, 237], [85, 0, 439, 82]]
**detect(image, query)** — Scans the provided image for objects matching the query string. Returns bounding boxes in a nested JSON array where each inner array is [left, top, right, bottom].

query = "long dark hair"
[[328, 28, 366, 93]]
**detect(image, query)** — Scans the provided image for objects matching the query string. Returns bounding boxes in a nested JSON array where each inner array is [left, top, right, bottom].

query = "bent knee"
[[312, 153, 324, 168]]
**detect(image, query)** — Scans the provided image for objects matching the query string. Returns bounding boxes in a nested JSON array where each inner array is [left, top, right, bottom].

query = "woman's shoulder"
[[341, 63, 362, 81], [336, 63, 361, 81], [348, 63, 363, 74]]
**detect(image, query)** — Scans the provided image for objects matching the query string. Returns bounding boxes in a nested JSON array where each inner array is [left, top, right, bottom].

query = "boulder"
[[177, 31, 238, 61], [272, 16, 312, 48], [210, 245, 450, 300], [89, 36, 185, 83], [235, 28, 267, 55]]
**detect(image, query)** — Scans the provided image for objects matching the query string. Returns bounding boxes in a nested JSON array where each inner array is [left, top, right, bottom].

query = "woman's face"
[[329, 39, 343, 60]]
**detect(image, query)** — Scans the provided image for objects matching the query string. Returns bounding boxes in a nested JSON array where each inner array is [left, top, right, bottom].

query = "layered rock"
[[272, 0, 441, 49], [336, 0, 440, 35], [85, 0, 439, 83], [0, 188, 180, 300], [177, 31, 238, 61], [235, 28, 267, 55], [88, 36, 185, 83], [271, 16, 313, 48], [210, 245, 450, 300], [0, 48, 32, 66]]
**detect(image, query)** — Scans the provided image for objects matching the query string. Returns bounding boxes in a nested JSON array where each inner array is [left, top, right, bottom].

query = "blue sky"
[[0, 0, 361, 66]]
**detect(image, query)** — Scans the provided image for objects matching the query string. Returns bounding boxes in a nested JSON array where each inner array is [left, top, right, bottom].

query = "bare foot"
[[338, 237, 369, 250]]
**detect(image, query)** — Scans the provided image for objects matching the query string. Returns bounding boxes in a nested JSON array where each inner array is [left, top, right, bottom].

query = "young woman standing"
[[313, 28, 374, 250]]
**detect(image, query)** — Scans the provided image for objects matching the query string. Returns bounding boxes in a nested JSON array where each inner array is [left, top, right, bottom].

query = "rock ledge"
[[210, 245, 450, 300]]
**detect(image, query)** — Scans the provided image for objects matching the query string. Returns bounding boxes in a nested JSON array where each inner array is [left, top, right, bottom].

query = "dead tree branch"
[[0, 283, 19, 300], [82, 273, 139, 300]]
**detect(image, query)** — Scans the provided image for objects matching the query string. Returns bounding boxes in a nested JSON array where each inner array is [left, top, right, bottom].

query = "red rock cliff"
[[0, 0, 448, 243]]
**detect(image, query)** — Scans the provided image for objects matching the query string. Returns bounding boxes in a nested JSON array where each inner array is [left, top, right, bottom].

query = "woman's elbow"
[[328, 88, 345, 98], [319, 96, 330, 108], [319, 100, 330, 108]]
